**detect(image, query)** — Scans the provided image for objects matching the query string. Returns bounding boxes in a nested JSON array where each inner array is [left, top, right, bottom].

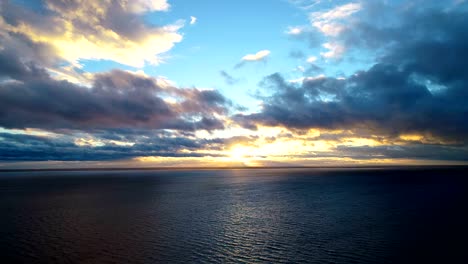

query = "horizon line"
[[1, 164, 467, 172]]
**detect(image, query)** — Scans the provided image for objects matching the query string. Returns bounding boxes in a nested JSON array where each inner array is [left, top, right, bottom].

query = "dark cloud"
[[0, 132, 210, 161], [0, 1, 235, 162], [269, 143, 468, 162], [235, 7, 468, 143], [0, 49, 230, 131], [342, 2, 468, 52], [334, 144, 468, 162], [0, 46, 49, 81], [0, 130, 258, 161]]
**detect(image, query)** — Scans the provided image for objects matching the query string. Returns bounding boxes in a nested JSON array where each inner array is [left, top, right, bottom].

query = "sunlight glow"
[[229, 145, 251, 162]]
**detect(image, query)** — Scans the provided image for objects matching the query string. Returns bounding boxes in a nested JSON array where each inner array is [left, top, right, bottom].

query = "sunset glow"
[[1, 0, 468, 169]]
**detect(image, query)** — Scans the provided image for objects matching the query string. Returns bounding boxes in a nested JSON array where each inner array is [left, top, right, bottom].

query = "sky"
[[1, 0, 468, 169]]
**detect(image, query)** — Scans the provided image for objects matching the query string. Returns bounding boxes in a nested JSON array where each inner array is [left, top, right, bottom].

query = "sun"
[[229, 145, 251, 162]]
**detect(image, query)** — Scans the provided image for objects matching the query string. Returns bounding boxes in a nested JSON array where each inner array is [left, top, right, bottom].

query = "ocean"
[[0, 167, 467, 263]]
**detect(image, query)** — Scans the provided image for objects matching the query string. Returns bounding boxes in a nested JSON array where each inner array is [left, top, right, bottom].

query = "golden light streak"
[[400, 134, 424, 141]]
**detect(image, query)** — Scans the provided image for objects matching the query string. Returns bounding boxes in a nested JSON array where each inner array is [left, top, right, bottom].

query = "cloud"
[[303, 55, 323, 74], [334, 144, 468, 162], [0, 127, 283, 162], [233, 6, 468, 144], [306, 56, 317, 63], [0, 0, 183, 68], [227, 1, 468, 162], [285, 2, 362, 58], [310, 2, 361, 36], [288, 74, 325, 84], [296, 66, 305, 72], [235, 60, 468, 142], [320, 42, 345, 59], [304, 64, 323, 75], [127, 0, 170, 13], [220, 70, 240, 85], [288, 0, 322, 10], [0, 0, 242, 163], [0, 130, 229, 161], [241, 50, 271, 61], [0, 48, 230, 131], [235, 50, 271, 68], [190, 16, 197, 25], [1, 0, 468, 164], [286, 26, 305, 35]]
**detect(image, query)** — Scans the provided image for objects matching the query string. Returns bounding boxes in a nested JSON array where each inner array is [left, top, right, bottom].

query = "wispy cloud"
[[241, 50, 271, 61], [285, 2, 361, 59], [288, 0, 322, 10], [190, 16, 197, 25], [320, 42, 345, 59], [285, 26, 305, 36], [220, 71, 240, 85], [310, 2, 361, 36], [235, 50, 270, 68], [306, 56, 318, 63]]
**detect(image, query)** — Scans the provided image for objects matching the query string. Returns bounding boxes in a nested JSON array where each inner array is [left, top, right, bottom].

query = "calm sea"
[[0, 167, 467, 263]]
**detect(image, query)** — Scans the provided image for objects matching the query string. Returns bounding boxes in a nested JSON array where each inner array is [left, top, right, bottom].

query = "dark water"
[[0, 167, 467, 263]]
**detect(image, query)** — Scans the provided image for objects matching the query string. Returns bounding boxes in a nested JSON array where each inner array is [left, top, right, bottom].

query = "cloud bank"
[[234, 3, 468, 160]]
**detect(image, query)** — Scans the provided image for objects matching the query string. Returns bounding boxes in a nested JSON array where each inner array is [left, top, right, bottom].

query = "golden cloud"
[[2, 0, 182, 68]]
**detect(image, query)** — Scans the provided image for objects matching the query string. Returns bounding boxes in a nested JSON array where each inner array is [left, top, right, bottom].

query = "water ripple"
[[1, 168, 467, 263]]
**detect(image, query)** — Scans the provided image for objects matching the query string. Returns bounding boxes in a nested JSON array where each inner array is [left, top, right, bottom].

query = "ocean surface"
[[0, 167, 467, 263]]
